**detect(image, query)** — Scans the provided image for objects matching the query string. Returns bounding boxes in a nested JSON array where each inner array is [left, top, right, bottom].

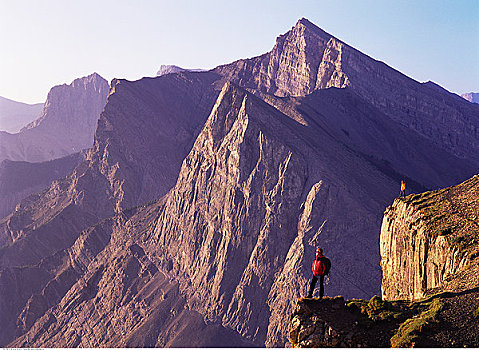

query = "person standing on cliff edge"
[[400, 180, 406, 198], [307, 248, 331, 298]]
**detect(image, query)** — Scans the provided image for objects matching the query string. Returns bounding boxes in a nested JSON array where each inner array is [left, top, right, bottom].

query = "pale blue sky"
[[1, 0, 478, 103]]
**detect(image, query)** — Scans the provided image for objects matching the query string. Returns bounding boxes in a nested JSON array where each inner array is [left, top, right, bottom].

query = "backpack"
[[312, 256, 331, 276]]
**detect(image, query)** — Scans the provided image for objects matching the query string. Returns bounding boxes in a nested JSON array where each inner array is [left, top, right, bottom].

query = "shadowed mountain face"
[[0, 152, 86, 220], [0, 73, 109, 163], [0, 18, 478, 347], [0, 96, 43, 133]]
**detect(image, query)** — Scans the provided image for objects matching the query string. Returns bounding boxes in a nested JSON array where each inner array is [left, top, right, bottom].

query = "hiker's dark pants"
[[308, 275, 324, 298], [400, 190, 406, 197]]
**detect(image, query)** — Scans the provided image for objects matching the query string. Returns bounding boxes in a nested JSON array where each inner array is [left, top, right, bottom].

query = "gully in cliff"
[[307, 248, 331, 298]]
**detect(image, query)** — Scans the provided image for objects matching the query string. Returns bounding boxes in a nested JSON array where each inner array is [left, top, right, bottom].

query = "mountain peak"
[[156, 65, 206, 77], [294, 17, 320, 31], [290, 17, 335, 41], [71, 73, 108, 92], [295, 17, 314, 27]]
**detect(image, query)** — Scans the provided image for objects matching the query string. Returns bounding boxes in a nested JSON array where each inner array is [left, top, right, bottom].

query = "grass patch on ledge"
[[345, 294, 446, 347], [390, 297, 444, 347]]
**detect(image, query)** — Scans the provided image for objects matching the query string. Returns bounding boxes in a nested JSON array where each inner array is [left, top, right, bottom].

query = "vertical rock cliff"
[[381, 175, 479, 300], [1, 17, 479, 348]]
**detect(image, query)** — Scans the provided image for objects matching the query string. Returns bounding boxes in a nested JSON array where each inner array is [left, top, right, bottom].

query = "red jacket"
[[312, 254, 325, 276]]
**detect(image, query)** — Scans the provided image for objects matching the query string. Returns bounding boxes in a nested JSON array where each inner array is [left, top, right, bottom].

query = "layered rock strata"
[[381, 175, 479, 300], [216, 18, 479, 163]]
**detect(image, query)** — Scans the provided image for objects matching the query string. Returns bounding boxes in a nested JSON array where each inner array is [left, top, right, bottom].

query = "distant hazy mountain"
[[461, 92, 479, 103], [0, 96, 43, 133], [156, 64, 206, 76], [0, 73, 108, 163]]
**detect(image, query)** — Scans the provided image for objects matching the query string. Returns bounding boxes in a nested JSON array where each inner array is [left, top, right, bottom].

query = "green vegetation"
[[390, 297, 444, 347], [345, 294, 446, 347], [346, 295, 407, 322]]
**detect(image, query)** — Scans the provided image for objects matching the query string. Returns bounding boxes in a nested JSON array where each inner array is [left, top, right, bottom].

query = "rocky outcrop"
[[381, 175, 479, 300], [0, 151, 85, 219], [0, 96, 43, 133], [156, 64, 205, 76], [290, 292, 479, 347], [289, 297, 366, 347], [462, 92, 479, 104], [0, 73, 108, 163]]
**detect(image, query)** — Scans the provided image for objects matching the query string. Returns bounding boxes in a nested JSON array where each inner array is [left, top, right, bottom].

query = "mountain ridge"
[[0, 18, 478, 347], [0, 96, 43, 133], [0, 73, 108, 163], [216, 18, 479, 163]]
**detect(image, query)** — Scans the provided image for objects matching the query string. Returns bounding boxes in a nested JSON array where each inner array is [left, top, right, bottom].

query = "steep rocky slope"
[[4, 80, 477, 347], [0, 96, 43, 133], [0, 73, 108, 163], [8, 201, 253, 347], [0, 152, 85, 219], [290, 173, 479, 348], [4, 82, 391, 347], [1, 18, 479, 348], [381, 174, 479, 301], [0, 71, 221, 346]]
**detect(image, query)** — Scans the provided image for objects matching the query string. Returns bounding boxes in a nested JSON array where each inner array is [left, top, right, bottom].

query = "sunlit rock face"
[[216, 18, 479, 164], [381, 175, 479, 301], [1, 17, 479, 348]]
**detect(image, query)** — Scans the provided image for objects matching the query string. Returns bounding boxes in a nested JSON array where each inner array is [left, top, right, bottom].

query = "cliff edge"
[[290, 174, 479, 347], [381, 174, 479, 300]]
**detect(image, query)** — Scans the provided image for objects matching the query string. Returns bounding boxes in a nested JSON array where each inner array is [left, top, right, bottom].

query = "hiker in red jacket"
[[307, 247, 331, 298], [400, 180, 406, 198]]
